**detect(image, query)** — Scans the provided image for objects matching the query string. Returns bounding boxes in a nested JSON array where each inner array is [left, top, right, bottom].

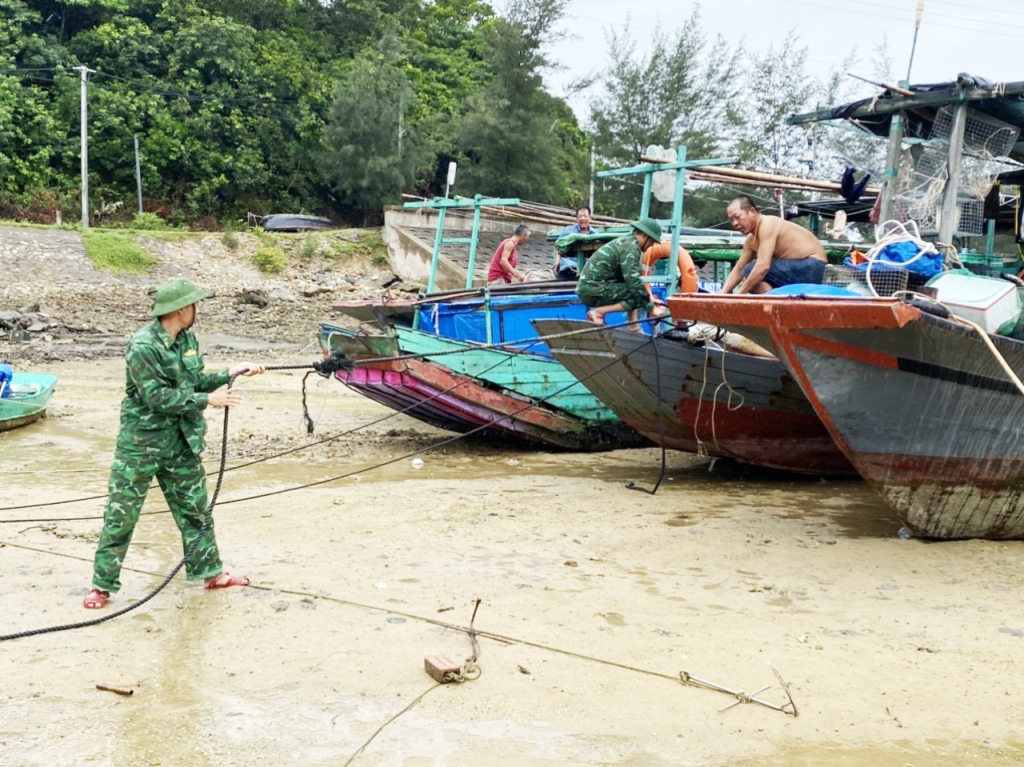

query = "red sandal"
[[83, 590, 109, 609], [205, 573, 250, 590]]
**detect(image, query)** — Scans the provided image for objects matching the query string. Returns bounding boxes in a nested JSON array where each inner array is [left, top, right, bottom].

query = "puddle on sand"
[[665, 514, 700, 527], [768, 488, 904, 539]]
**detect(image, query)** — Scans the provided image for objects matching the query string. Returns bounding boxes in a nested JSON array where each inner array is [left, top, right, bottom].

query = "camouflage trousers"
[[577, 281, 651, 312], [92, 445, 222, 593]]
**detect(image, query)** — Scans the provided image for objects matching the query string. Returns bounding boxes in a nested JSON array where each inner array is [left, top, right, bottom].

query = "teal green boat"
[[319, 318, 646, 450], [0, 372, 58, 432], [394, 325, 620, 423]]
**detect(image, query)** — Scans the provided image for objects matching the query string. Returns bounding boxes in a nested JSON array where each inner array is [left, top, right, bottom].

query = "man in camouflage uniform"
[[84, 278, 265, 609], [576, 217, 667, 326]]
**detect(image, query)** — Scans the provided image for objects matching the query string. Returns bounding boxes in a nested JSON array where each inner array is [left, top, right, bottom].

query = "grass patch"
[[323, 229, 387, 265], [82, 231, 159, 274], [298, 234, 319, 259], [131, 211, 179, 231], [134, 230, 198, 242], [222, 230, 240, 249], [252, 244, 287, 272]]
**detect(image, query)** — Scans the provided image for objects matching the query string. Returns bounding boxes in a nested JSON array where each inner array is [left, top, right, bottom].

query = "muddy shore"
[[3, 226, 1024, 765], [3, 348, 1024, 767]]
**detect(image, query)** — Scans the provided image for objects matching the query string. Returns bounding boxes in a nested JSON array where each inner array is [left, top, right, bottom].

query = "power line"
[[929, 0, 1024, 17], [0, 67, 65, 74], [91, 71, 304, 106], [782, 0, 1024, 40], [830, 0, 1024, 31]]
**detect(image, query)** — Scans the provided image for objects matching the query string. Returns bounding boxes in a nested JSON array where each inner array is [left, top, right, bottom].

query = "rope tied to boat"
[[271, 351, 356, 434], [896, 290, 1024, 398], [2, 339, 657, 639], [0, 317, 664, 520]]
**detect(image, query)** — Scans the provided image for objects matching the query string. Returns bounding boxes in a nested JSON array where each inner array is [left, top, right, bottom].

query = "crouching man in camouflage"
[[84, 278, 266, 609]]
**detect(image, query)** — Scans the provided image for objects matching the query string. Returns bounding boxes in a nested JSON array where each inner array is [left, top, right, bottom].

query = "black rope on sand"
[[1, 341, 658, 641], [0, 318, 656, 517], [0, 321, 640, 515], [627, 319, 671, 495], [0, 376, 240, 643], [0, 338, 554, 522]]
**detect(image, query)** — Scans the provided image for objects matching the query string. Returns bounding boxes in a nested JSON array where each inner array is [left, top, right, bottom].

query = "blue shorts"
[[742, 257, 825, 288]]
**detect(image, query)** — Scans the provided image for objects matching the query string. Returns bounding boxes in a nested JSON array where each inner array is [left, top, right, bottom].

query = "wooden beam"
[[938, 102, 969, 251], [787, 81, 1024, 125], [688, 165, 881, 194], [880, 110, 906, 222]]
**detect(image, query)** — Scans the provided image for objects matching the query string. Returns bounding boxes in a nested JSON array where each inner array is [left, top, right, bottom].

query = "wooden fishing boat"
[[532, 319, 855, 476], [668, 293, 1024, 539], [319, 167, 744, 451], [0, 373, 58, 432], [319, 323, 646, 450]]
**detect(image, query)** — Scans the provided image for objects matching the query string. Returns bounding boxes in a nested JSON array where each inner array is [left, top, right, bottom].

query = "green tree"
[[813, 36, 894, 182], [455, 0, 588, 204], [323, 44, 431, 218], [734, 29, 816, 173], [589, 8, 744, 219]]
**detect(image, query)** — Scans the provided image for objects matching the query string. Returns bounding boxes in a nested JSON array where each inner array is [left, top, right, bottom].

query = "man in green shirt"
[[576, 217, 666, 326], [84, 278, 265, 609]]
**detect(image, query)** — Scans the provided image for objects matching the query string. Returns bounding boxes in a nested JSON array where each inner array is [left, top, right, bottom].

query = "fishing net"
[[896, 106, 1018, 236], [823, 263, 909, 297]]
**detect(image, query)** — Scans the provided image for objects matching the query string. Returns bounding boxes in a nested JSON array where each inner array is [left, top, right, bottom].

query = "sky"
[[546, 0, 1022, 124]]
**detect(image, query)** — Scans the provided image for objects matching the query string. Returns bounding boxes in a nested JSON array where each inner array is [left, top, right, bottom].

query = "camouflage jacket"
[[577, 235, 650, 307], [115, 321, 230, 457]]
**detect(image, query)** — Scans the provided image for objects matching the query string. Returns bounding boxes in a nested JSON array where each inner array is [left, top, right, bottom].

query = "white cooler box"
[[925, 271, 1022, 334]]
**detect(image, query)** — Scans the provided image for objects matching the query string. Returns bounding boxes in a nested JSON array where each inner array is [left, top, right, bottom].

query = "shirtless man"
[[721, 196, 826, 294]]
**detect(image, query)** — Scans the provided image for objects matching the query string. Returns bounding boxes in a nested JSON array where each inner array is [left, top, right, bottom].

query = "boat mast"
[[596, 148, 737, 293], [937, 101, 968, 256]]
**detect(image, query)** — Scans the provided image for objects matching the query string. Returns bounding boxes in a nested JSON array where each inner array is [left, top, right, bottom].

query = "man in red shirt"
[[487, 225, 531, 284]]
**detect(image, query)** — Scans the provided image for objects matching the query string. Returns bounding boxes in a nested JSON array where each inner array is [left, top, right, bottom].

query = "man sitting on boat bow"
[[577, 217, 667, 327], [722, 195, 826, 294]]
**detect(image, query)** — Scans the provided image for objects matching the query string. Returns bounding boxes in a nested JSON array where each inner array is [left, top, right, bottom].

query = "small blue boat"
[[0, 372, 59, 432]]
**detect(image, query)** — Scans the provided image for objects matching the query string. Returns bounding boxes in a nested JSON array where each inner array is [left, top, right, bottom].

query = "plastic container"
[[925, 270, 1022, 334]]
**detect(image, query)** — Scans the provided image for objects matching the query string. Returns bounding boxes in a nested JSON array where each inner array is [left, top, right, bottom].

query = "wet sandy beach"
[[3, 349, 1024, 766]]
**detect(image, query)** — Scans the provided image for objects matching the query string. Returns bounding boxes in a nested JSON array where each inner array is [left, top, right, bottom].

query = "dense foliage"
[[0, 0, 889, 228], [0, 0, 589, 224]]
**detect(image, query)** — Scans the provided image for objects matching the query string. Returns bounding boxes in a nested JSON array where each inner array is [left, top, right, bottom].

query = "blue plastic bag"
[[858, 240, 943, 278], [0, 363, 12, 398]]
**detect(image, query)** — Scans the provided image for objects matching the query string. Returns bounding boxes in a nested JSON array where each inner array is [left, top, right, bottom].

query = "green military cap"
[[630, 216, 663, 242], [150, 278, 213, 317]]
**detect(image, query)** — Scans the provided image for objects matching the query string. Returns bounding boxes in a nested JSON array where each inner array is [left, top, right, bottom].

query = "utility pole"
[[589, 141, 596, 212], [397, 93, 405, 158], [907, 1, 925, 83], [72, 65, 95, 228], [134, 134, 143, 214]]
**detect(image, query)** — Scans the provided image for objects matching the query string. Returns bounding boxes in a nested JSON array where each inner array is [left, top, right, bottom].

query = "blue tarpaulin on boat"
[[845, 241, 944, 278], [0, 363, 11, 398], [768, 284, 862, 297], [417, 286, 667, 354]]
